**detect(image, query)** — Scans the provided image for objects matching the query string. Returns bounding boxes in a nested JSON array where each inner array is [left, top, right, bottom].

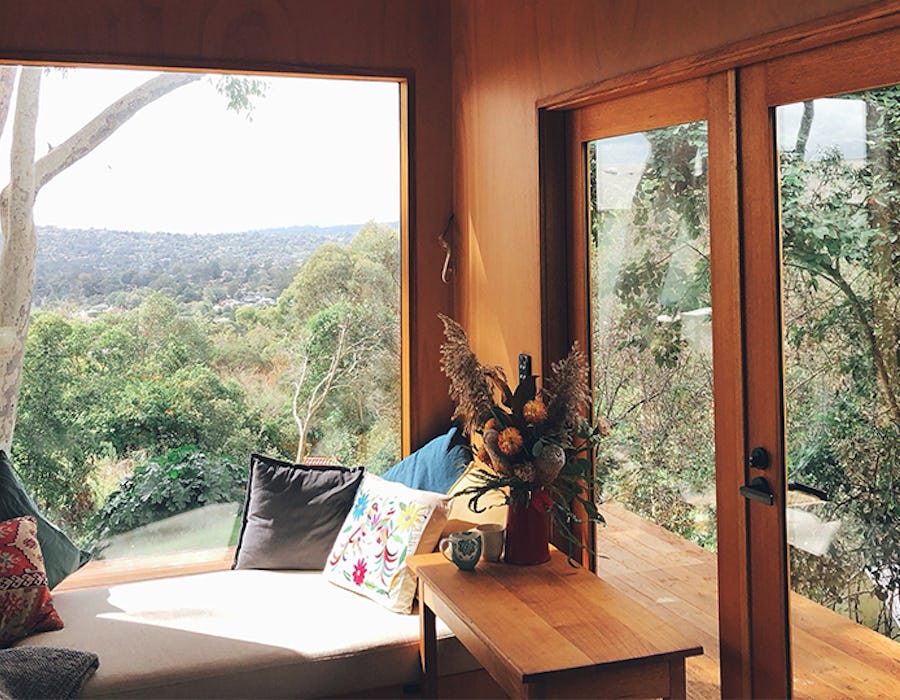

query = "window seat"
[[15, 569, 481, 698]]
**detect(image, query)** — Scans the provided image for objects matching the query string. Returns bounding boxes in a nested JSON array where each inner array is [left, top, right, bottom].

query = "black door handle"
[[740, 476, 775, 506]]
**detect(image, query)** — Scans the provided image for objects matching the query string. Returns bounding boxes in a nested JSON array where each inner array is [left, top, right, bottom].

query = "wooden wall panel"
[[0, 0, 453, 451], [450, 0, 873, 376]]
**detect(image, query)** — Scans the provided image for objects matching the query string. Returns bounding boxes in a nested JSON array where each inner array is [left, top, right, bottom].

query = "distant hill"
[[32, 222, 397, 310]]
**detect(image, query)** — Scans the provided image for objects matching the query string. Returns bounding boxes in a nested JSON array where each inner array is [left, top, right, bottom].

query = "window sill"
[[53, 546, 236, 593]]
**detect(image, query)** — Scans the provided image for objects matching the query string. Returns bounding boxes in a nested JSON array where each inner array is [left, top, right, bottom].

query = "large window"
[[0, 66, 402, 563]]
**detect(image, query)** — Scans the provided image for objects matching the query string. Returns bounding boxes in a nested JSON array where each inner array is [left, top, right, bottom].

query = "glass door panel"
[[588, 122, 717, 550], [775, 88, 900, 692]]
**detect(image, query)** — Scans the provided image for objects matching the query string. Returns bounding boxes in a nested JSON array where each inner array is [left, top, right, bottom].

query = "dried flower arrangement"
[[439, 314, 607, 555]]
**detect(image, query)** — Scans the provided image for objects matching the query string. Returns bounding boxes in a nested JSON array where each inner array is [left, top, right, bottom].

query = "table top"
[[409, 549, 703, 684]]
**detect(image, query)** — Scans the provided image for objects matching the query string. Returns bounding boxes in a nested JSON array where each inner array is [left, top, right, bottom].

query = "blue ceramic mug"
[[439, 530, 482, 570]]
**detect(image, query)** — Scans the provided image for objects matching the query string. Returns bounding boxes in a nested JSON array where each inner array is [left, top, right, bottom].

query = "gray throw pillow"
[[232, 454, 364, 571], [0, 451, 91, 589]]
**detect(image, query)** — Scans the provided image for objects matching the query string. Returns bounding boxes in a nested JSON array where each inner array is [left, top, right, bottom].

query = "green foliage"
[[14, 222, 401, 543], [12, 313, 99, 534], [272, 222, 401, 465], [12, 294, 276, 534], [90, 447, 247, 541], [589, 121, 716, 550], [213, 75, 268, 120], [778, 87, 900, 638]]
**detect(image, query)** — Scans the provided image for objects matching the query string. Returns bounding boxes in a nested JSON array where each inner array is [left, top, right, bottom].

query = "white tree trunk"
[[0, 67, 40, 452], [0, 66, 17, 140], [292, 325, 353, 462]]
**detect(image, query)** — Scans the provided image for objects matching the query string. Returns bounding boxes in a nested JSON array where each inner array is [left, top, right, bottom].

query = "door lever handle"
[[740, 476, 775, 506]]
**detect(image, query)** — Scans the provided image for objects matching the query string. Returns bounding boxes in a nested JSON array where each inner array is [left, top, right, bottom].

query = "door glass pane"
[[590, 122, 715, 549], [776, 88, 900, 658]]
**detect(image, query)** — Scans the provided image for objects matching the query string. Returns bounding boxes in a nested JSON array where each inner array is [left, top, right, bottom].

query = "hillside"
[[33, 223, 395, 310]]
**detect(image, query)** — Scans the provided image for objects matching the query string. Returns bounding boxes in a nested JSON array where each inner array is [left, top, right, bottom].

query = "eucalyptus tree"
[[0, 67, 264, 452]]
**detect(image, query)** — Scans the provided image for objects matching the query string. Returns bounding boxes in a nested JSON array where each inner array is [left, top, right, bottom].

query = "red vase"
[[504, 490, 551, 565]]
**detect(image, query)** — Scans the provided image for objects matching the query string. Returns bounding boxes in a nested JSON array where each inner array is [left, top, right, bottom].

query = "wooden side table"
[[409, 550, 702, 699]]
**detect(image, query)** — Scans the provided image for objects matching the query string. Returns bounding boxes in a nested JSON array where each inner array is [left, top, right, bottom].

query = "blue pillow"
[[381, 427, 469, 494], [0, 450, 91, 589]]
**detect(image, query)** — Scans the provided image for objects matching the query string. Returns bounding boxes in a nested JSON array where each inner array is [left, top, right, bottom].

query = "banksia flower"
[[482, 429, 508, 474], [497, 427, 523, 455], [523, 398, 547, 424]]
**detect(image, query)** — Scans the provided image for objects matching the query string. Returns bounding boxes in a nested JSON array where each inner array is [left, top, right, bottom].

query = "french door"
[[741, 26, 900, 698], [558, 23, 900, 699], [565, 75, 751, 696]]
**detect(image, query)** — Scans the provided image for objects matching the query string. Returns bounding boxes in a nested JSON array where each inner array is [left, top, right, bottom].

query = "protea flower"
[[534, 443, 565, 485]]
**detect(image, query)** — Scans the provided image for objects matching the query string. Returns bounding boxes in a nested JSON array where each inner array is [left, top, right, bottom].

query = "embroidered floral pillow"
[[324, 473, 448, 613], [0, 516, 64, 647]]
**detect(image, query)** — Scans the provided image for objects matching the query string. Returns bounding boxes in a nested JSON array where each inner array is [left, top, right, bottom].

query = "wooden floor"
[[598, 502, 900, 700]]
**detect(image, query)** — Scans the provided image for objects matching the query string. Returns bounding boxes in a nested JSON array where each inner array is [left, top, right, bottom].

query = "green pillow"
[[0, 450, 91, 588]]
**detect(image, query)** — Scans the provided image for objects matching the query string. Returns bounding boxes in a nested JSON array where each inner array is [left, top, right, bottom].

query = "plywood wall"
[[449, 0, 874, 377], [0, 0, 453, 449]]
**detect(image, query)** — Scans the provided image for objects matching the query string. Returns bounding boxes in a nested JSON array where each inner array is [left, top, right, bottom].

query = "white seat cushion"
[[17, 569, 476, 698]]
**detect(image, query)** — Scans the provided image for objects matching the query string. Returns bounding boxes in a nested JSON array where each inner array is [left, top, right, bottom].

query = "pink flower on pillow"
[[352, 558, 367, 586]]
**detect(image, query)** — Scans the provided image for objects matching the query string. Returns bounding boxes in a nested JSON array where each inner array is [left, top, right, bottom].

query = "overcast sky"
[[0, 67, 400, 234]]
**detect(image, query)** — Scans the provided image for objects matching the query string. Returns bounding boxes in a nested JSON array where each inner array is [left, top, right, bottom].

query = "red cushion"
[[0, 515, 64, 647]]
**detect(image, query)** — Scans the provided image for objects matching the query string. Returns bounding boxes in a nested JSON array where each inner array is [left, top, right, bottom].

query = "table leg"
[[664, 657, 686, 700], [419, 578, 438, 699]]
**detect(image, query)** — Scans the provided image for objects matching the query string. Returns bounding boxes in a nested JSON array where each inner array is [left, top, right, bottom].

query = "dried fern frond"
[[438, 314, 495, 434], [483, 365, 513, 406], [543, 341, 590, 431]]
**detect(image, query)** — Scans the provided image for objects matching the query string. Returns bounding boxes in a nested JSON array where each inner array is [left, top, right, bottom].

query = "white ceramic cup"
[[477, 523, 505, 562]]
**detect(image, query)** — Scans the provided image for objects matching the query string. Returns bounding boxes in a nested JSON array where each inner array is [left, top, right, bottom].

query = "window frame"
[[0, 59, 416, 586]]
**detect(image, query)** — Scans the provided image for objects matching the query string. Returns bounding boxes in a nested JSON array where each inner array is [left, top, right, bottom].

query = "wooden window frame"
[[0, 60, 415, 587]]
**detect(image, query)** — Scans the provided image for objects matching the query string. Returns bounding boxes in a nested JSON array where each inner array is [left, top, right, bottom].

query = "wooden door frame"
[[738, 23, 900, 698], [545, 74, 751, 695], [537, 7, 900, 698], [737, 61, 792, 698]]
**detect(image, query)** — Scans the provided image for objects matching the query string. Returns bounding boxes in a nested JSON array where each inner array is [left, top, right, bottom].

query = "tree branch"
[[820, 263, 900, 425], [795, 100, 815, 156], [33, 71, 201, 193]]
